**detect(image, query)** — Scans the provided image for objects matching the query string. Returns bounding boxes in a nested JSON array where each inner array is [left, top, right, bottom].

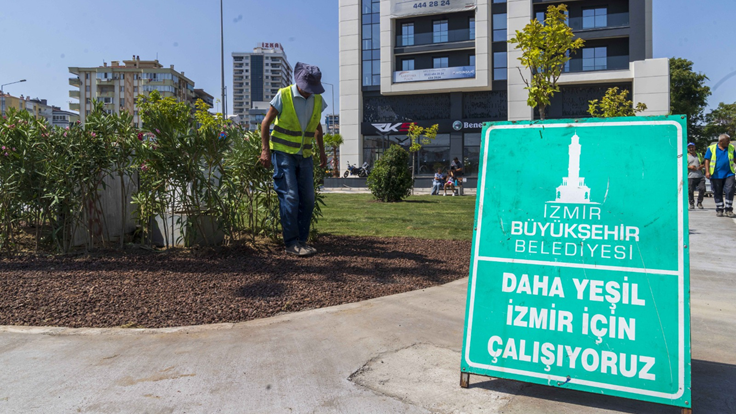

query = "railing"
[[568, 12, 629, 31], [69, 77, 81, 86], [565, 55, 630, 73], [396, 29, 474, 47]]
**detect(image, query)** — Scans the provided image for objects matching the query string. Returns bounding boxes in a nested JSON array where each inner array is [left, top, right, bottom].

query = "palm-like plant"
[[323, 133, 344, 177]]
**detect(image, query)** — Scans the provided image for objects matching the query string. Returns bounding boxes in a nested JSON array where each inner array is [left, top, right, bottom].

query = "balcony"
[[69, 90, 80, 99], [396, 29, 474, 48], [70, 102, 80, 111], [569, 12, 629, 31], [566, 55, 630, 74], [69, 77, 81, 86]]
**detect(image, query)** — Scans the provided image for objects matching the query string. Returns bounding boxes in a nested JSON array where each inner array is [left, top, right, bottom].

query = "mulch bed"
[[0, 236, 471, 328]]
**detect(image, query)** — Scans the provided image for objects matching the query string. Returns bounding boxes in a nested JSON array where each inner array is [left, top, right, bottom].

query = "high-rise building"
[[232, 43, 293, 128], [69, 56, 212, 126], [339, 0, 669, 176], [325, 114, 340, 135]]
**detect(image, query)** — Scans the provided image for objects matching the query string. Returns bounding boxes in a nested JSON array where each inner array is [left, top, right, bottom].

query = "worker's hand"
[[260, 148, 272, 169], [705, 171, 711, 179], [319, 151, 328, 169]]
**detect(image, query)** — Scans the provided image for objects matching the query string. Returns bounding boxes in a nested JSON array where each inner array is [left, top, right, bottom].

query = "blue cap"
[[687, 142, 696, 147], [294, 62, 325, 95]]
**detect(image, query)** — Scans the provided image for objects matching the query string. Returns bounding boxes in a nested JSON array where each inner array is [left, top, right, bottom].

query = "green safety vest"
[[270, 86, 322, 157], [708, 144, 735, 175]]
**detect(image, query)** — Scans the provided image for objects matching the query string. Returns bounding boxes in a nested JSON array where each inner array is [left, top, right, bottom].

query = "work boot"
[[727, 211, 734, 218], [285, 244, 311, 256], [689, 203, 695, 210], [697, 203, 704, 209], [717, 211, 724, 217]]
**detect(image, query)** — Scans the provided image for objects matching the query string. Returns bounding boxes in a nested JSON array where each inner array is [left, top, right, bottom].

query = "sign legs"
[[460, 372, 470, 388]]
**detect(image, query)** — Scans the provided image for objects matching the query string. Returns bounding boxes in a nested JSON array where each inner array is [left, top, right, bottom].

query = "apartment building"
[[232, 43, 293, 129], [52, 106, 80, 127], [339, 0, 669, 176], [0, 93, 57, 124], [69, 56, 211, 125]]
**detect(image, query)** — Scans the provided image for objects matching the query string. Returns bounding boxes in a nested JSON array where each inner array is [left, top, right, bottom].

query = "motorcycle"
[[344, 162, 370, 178]]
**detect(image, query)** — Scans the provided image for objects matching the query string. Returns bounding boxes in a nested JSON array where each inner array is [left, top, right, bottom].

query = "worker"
[[704, 133, 736, 217], [259, 62, 328, 255]]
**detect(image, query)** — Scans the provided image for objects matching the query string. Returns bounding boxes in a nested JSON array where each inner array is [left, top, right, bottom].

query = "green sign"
[[461, 116, 691, 408]]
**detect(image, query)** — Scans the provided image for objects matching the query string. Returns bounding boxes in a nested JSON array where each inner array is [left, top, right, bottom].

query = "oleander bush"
[[0, 92, 323, 254]]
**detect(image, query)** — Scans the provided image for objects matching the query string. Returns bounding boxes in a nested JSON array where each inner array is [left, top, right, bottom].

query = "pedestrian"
[[444, 170, 456, 196], [686, 142, 705, 210], [704, 133, 736, 217], [432, 168, 444, 195], [450, 157, 464, 196], [259, 62, 329, 255]]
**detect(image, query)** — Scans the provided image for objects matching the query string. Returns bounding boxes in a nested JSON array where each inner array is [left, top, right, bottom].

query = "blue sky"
[[0, 0, 733, 117]]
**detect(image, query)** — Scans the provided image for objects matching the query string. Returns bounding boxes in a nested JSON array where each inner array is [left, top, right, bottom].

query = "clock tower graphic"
[[552, 133, 598, 204]]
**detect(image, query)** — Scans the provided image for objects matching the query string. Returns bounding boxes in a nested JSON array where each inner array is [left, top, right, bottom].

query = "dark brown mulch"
[[0, 236, 470, 328]]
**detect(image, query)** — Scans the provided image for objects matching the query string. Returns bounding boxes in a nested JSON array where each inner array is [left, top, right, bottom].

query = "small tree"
[[588, 87, 647, 118], [509, 4, 584, 120], [367, 144, 413, 202], [670, 57, 711, 146], [704, 102, 736, 143], [407, 123, 438, 194], [323, 133, 344, 177]]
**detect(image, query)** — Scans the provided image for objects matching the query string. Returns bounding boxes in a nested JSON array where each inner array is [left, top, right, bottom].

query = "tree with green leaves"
[[509, 4, 584, 120], [704, 102, 736, 142], [670, 58, 711, 146], [407, 123, 438, 194], [323, 133, 344, 177], [588, 87, 647, 118]]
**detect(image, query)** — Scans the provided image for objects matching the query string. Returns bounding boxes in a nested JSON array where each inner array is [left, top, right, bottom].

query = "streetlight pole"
[[322, 82, 335, 134], [220, 0, 226, 117], [1, 79, 26, 116]]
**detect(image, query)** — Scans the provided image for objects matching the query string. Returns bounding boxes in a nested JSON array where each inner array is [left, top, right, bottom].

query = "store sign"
[[393, 66, 475, 83], [391, 0, 476, 17], [258, 42, 284, 52], [461, 117, 691, 409], [453, 120, 484, 131]]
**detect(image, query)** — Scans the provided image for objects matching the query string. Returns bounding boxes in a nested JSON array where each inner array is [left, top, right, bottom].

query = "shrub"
[[367, 144, 413, 202]]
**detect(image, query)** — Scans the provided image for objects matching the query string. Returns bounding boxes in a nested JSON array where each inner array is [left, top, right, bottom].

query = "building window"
[[402, 23, 414, 46], [402, 59, 415, 71], [583, 7, 608, 29], [469, 18, 475, 40], [85, 86, 90, 93], [362, 0, 381, 86], [120, 86, 124, 92], [433, 20, 448, 43], [493, 13, 507, 42], [583, 47, 607, 71], [535, 11, 545, 23], [493, 52, 507, 80], [469, 55, 475, 67], [463, 133, 481, 175], [493, 0, 506, 3], [433, 57, 449, 69]]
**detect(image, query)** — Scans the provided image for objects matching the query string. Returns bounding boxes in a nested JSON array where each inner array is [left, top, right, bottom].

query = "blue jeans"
[[431, 181, 442, 195], [272, 151, 315, 247]]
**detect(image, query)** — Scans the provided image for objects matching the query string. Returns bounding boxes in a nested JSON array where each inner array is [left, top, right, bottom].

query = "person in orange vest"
[[259, 62, 328, 255], [704, 133, 736, 217]]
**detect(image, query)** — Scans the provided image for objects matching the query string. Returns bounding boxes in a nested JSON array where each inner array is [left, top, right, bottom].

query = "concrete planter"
[[152, 212, 224, 247]]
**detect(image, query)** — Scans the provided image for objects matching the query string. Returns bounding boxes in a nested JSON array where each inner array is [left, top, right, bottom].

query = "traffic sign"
[[460, 116, 691, 409]]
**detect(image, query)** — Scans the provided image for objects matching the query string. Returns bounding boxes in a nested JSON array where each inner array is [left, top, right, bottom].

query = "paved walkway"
[[0, 198, 733, 413]]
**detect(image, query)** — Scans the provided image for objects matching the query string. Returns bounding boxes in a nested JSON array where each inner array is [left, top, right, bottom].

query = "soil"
[[0, 236, 471, 328]]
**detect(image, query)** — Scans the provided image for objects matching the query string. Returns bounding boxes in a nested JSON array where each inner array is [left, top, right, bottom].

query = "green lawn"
[[316, 194, 476, 240]]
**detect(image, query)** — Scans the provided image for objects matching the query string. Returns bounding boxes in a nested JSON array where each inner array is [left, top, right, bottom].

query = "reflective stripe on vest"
[[708, 144, 736, 175], [270, 86, 322, 157]]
